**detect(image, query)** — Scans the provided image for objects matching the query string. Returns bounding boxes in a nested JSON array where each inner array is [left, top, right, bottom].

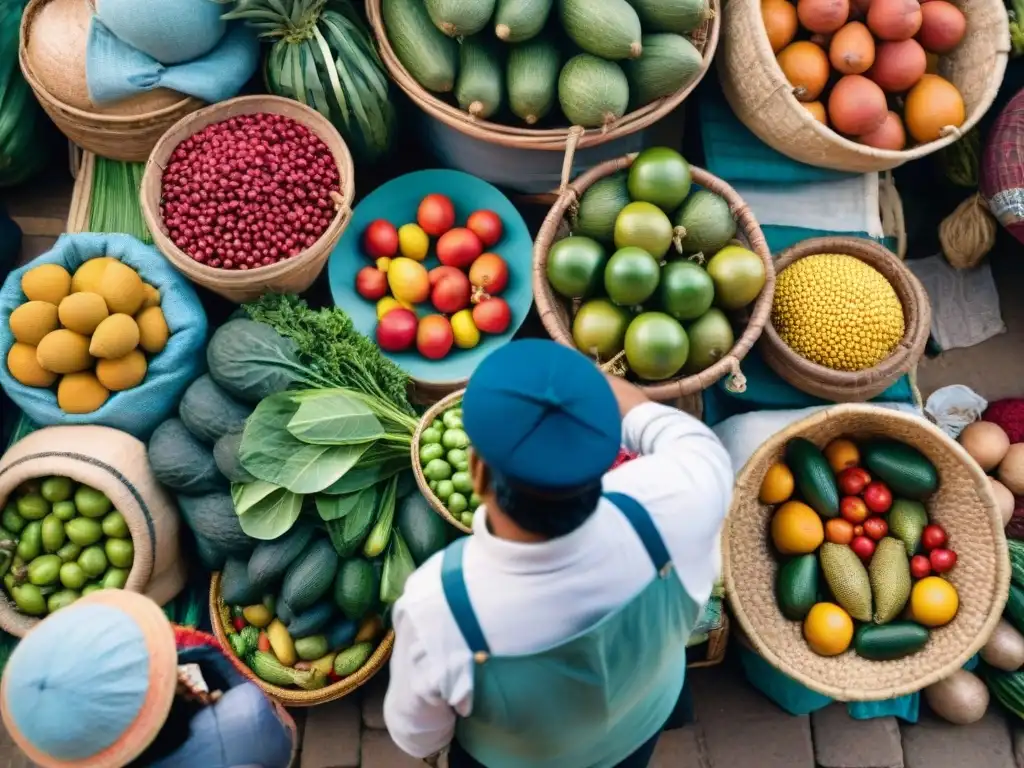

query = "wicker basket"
[[140, 95, 356, 303], [759, 237, 930, 403], [717, 0, 1009, 173], [366, 0, 720, 190], [208, 572, 394, 707], [533, 154, 775, 401], [412, 390, 471, 534], [724, 404, 1010, 700], [19, 0, 203, 162]]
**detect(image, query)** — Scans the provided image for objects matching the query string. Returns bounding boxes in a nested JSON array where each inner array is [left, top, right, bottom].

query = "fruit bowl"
[[724, 404, 1009, 700], [328, 170, 533, 390]]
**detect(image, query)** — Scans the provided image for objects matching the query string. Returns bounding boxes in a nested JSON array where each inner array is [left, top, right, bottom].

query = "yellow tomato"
[[910, 577, 959, 627], [451, 309, 480, 349], [759, 463, 794, 504], [824, 438, 860, 474], [803, 603, 854, 656], [398, 223, 430, 261], [376, 256, 392, 273], [376, 297, 402, 320], [770, 500, 824, 555]]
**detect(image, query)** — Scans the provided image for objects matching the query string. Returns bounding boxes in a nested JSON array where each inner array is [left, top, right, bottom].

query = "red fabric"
[[981, 88, 1024, 242], [611, 448, 638, 469], [983, 399, 1024, 444], [173, 625, 222, 651]]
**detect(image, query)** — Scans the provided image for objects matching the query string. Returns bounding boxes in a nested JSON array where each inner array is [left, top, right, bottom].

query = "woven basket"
[[759, 237, 930, 403], [366, 0, 720, 191], [724, 404, 1009, 700], [140, 95, 356, 303], [412, 389, 471, 534], [717, 0, 1009, 173], [208, 572, 394, 707], [533, 154, 775, 401], [19, 0, 203, 162]]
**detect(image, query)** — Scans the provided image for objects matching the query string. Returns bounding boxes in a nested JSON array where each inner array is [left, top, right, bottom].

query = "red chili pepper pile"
[[984, 399, 1024, 444], [160, 113, 340, 270]]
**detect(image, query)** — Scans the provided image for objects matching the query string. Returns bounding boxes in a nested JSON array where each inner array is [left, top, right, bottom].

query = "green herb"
[[89, 158, 153, 243], [380, 529, 416, 604]]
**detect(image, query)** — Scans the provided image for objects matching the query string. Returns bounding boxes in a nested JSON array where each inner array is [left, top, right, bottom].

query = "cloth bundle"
[[981, 88, 1024, 244]]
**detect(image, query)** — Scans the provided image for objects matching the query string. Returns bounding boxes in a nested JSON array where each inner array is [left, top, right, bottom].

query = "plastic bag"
[[925, 385, 988, 439], [94, 0, 226, 65], [0, 233, 208, 438]]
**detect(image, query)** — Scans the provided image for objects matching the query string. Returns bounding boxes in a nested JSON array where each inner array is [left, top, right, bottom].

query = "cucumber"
[[623, 34, 703, 108], [214, 431, 255, 484], [425, 0, 496, 36], [250, 651, 296, 686], [221, 557, 262, 606], [334, 642, 375, 677], [626, 0, 711, 33], [396, 493, 448, 566], [456, 38, 504, 119], [281, 539, 339, 612], [559, 0, 642, 60], [507, 39, 560, 125], [860, 441, 939, 500], [776, 554, 818, 621], [383, 0, 459, 93], [785, 438, 839, 518], [247, 523, 316, 591], [334, 558, 379, 621], [325, 618, 358, 651], [295, 634, 330, 662], [494, 0, 553, 41], [287, 600, 337, 639], [854, 622, 930, 660], [558, 54, 630, 129], [573, 173, 630, 243]]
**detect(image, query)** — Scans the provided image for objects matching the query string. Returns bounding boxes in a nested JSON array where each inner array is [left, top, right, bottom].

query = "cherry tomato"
[[837, 466, 871, 496], [929, 548, 957, 574], [850, 535, 876, 561], [355, 266, 388, 301], [466, 209, 504, 248], [825, 518, 855, 545], [862, 481, 893, 514], [862, 516, 889, 541], [232, 617, 246, 632], [921, 524, 948, 551], [840, 496, 869, 524], [363, 219, 399, 258], [910, 554, 932, 579]]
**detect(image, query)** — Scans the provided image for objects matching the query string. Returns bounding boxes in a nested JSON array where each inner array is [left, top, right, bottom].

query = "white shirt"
[[383, 402, 733, 759]]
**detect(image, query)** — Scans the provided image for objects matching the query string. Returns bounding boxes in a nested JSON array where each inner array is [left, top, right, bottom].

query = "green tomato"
[[431, 419, 444, 432], [451, 472, 473, 495], [422, 459, 452, 482], [428, 480, 438, 492], [420, 427, 443, 445], [469, 492, 481, 508], [441, 429, 469, 451], [447, 493, 468, 515], [419, 443, 445, 465], [442, 411, 464, 430], [447, 448, 468, 466], [434, 480, 455, 501], [460, 511, 475, 528]]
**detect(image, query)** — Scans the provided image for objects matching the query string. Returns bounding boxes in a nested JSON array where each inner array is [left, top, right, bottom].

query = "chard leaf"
[[320, 457, 407, 495], [232, 481, 303, 540], [287, 391, 384, 445], [315, 491, 363, 521], [325, 485, 378, 556]]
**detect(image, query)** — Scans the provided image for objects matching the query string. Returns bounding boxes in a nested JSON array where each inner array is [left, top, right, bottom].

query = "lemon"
[[451, 309, 480, 349], [770, 500, 824, 555], [760, 463, 795, 504], [399, 223, 430, 261], [911, 577, 959, 627], [803, 603, 854, 656]]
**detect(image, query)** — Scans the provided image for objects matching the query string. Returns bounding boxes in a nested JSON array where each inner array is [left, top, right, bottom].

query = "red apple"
[[472, 297, 512, 334], [838, 467, 872, 496], [376, 308, 417, 352], [850, 535, 876, 561], [910, 554, 932, 579], [363, 219, 398, 258], [466, 209, 503, 248], [929, 547, 957, 574], [417, 194, 456, 236], [921, 524, 948, 551], [431, 271, 472, 314], [436, 227, 483, 270], [840, 496, 870, 524], [355, 266, 388, 301], [862, 516, 889, 541], [862, 481, 893, 514], [416, 314, 454, 360]]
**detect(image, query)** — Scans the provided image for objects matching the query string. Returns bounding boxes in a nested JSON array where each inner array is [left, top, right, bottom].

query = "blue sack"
[[0, 233, 208, 439], [86, 21, 258, 106], [94, 0, 226, 65]]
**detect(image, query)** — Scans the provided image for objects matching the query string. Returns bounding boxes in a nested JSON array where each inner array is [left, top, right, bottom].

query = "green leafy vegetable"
[[232, 481, 304, 540], [287, 391, 385, 445], [207, 319, 307, 403], [363, 475, 397, 558], [325, 486, 379, 556], [380, 529, 416, 605]]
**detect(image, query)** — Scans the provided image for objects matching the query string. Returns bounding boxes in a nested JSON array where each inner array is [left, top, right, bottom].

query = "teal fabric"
[[738, 647, 832, 715], [445, 493, 699, 768], [94, 0, 226, 65]]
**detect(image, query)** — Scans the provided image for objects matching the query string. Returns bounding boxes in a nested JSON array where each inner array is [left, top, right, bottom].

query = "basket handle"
[[724, 358, 747, 394], [558, 126, 585, 196]]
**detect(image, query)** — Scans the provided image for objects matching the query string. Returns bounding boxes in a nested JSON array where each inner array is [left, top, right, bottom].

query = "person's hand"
[[603, 373, 649, 417]]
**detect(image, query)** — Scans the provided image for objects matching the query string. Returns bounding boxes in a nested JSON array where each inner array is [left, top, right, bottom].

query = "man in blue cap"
[[384, 339, 732, 768]]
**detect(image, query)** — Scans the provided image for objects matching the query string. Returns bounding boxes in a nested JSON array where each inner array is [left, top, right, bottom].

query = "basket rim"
[[364, 0, 721, 151], [722, 403, 1011, 701], [208, 572, 394, 707], [139, 95, 356, 283], [532, 153, 776, 400], [411, 389, 472, 534], [760, 236, 932, 386]]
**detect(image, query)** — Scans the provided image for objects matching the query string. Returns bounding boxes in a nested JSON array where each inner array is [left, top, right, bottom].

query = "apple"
[[862, 481, 893, 515], [862, 516, 889, 541]]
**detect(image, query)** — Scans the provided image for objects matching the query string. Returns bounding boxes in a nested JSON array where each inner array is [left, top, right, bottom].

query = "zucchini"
[[983, 667, 1024, 719], [221, 557, 262, 606], [853, 622, 930, 660], [623, 34, 703, 108], [626, 0, 711, 34], [455, 38, 504, 119], [333, 642, 375, 677], [383, 0, 459, 93], [334, 558, 380, 621], [281, 539, 339, 612], [214, 432, 255, 484], [396, 492, 448, 566], [558, 0, 642, 60], [558, 54, 630, 129], [425, 0, 496, 36], [250, 651, 297, 686], [785, 438, 840, 518], [494, 0, 553, 41], [1006, 582, 1024, 635], [507, 39, 560, 125], [247, 523, 316, 591], [287, 600, 337, 639], [776, 554, 818, 621], [861, 441, 939, 500], [572, 172, 630, 243]]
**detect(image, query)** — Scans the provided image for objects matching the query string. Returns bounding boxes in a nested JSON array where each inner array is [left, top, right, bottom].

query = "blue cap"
[[462, 340, 621, 489]]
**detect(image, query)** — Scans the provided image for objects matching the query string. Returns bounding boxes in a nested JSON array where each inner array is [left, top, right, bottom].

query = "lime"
[[624, 312, 689, 381], [659, 261, 714, 321], [546, 236, 607, 299], [448, 493, 468, 515], [41, 477, 73, 503], [451, 472, 474, 495], [52, 501, 76, 522], [17, 494, 49, 521], [627, 147, 692, 212], [435, 480, 455, 501], [105, 539, 134, 569], [420, 443, 444, 465], [101, 511, 130, 539], [604, 247, 661, 306], [423, 459, 453, 482], [59, 562, 87, 590], [74, 487, 112, 519], [420, 427, 442, 445], [460, 512, 475, 528]]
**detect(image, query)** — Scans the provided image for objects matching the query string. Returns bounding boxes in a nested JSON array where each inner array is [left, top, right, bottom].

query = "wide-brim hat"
[[1, 590, 178, 768]]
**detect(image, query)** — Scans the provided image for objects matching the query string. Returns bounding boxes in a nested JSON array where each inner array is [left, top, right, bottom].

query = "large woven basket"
[[718, 0, 1008, 173], [412, 390, 471, 534], [208, 572, 394, 707], [366, 0, 720, 189], [19, 0, 203, 163], [533, 154, 775, 401], [140, 95, 355, 303], [725, 404, 1010, 701], [760, 237, 930, 403]]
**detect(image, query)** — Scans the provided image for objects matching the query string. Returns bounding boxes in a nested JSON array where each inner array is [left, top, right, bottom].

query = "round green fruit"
[[614, 202, 674, 258], [627, 148, 692, 212], [546, 236, 607, 299], [625, 312, 689, 381], [659, 261, 714, 321], [674, 190, 737, 256], [684, 308, 735, 374], [604, 247, 661, 307], [572, 299, 631, 360], [706, 245, 766, 310]]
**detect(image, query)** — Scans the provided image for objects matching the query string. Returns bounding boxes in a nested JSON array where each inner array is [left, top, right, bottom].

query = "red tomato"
[[417, 315, 454, 360], [466, 210, 504, 248], [436, 227, 483, 270], [429, 265, 464, 287], [850, 535, 876, 561], [825, 518, 855, 545], [910, 554, 932, 579], [468, 253, 510, 296], [363, 219, 398, 258], [258, 632, 271, 653], [431, 271, 472, 314], [840, 495, 869, 524], [862, 481, 893, 514], [376, 308, 418, 352], [921, 524, 948, 551], [472, 297, 512, 334], [417, 194, 456, 236], [929, 547, 957, 573], [232, 617, 246, 632], [837, 466, 871, 495], [355, 266, 388, 301], [862, 516, 889, 540]]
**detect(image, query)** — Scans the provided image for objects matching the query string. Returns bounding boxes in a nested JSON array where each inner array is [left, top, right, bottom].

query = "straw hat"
[[0, 590, 178, 768]]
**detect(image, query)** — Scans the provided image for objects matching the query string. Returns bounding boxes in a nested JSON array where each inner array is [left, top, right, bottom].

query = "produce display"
[[763, 435, 959, 659], [418, 402, 481, 528], [159, 113, 341, 270], [357, 193, 513, 361], [0, 477, 133, 617], [6, 259, 170, 413], [957, 420, 1017, 528], [381, 0, 710, 128], [763, 0, 968, 148], [547, 147, 766, 381], [982, 540, 1024, 717], [771, 253, 905, 371]]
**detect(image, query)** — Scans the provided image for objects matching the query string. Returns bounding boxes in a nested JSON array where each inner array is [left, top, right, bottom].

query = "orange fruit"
[[771, 501, 825, 555], [803, 101, 828, 125], [760, 463, 795, 504], [910, 577, 959, 627], [762, 0, 799, 53], [777, 41, 831, 102], [804, 603, 854, 656], [824, 438, 860, 473], [825, 518, 855, 545], [904, 74, 965, 144]]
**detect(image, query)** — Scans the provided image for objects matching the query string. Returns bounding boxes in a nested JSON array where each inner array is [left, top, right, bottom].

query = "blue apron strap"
[[603, 491, 673, 577], [441, 538, 491, 657]]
